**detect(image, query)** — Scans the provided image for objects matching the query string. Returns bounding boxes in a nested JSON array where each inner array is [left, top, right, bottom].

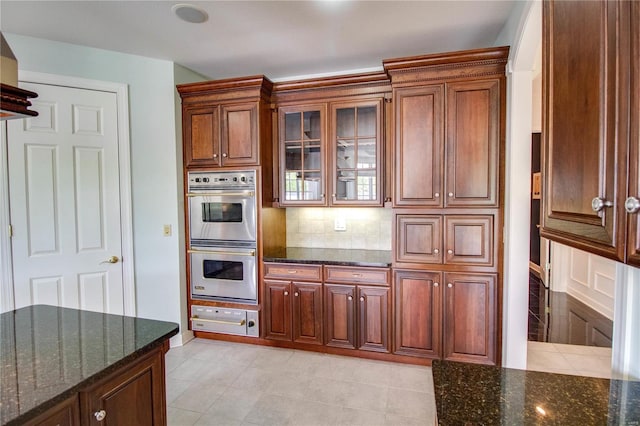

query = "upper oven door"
[[188, 190, 256, 243]]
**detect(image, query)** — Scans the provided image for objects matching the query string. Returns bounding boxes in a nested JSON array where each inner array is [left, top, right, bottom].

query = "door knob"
[[100, 256, 119, 264], [625, 197, 640, 214], [591, 197, 613, 212]]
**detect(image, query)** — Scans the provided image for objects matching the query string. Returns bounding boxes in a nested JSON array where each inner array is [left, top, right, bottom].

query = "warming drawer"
[[190, 305, 259, 337]]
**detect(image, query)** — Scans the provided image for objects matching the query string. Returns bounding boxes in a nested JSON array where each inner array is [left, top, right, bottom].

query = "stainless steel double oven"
[[187, 170, 259, 337]]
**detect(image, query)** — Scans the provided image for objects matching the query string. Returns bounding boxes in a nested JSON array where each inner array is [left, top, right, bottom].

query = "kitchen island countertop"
[[263, 246, 392, 268], [432, 359, 640, 424], [0, 305, 178, 425]]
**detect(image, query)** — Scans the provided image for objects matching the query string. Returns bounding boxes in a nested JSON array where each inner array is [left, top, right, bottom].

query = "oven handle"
[[186, 191, 255, 197], [190, 316, 246, 326], [188, 248, 256, 257]]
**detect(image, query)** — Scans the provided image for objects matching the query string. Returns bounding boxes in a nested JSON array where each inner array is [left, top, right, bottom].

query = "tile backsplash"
[[286, 208, 392, 251]]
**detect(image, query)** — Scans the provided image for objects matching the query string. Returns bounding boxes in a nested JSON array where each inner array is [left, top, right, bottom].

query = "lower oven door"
[[189, 246, 257, 304]]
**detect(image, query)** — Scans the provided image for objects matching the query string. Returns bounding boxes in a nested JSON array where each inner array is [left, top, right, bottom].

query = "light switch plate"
[[163, 224, 172, 236], [334, 217, 346, 231]]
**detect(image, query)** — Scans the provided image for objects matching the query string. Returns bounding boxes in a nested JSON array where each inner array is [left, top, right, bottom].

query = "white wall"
[[4, 34, 191, 344]]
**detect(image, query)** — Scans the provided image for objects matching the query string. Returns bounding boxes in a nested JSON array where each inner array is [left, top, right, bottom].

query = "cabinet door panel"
[[82, 350, 164, 426], [443, 273, 496, 365], [394, 270, 441, 358], [444, 215, 494, 267], [279, 105, 327, 206], [292, 282, 323, 345], [24, 395, 80, 426], [222, 103, 258, 166], [185, 107, 220, 167], [541, 0, 625, 260], [445, 80, 499, 207], [395, 215, 442, 264], [626, 1, 640, 266], [394, 86, 444, 207], [324, 284, 356, 349], [264, 280, 292, 341], [358, 286, 390, 353]]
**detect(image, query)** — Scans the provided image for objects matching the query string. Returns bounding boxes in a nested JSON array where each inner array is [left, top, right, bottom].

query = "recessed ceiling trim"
[[172, 4, 208, 24]]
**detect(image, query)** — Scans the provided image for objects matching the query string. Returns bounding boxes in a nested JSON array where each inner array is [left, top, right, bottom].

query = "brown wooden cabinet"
[[23, 395, 80, 426], [394, 270, 441, 358], [391, 79, 500, 208], [393, 270, 497, 365], [273, 73, 390, 207], [541, 0, 636, 263], [324, 266, 391, 353], [395, 213, 495, 268], [263, 263, 323, 344], [443, 273, 497, 365], [178, 76, 273, 169]]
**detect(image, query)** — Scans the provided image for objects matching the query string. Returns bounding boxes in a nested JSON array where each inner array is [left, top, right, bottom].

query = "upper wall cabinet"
[[273, 73, 391, 207], [178, 76, 273, 169], [385, 48, 507, 208], [541, 0, 637, 264]]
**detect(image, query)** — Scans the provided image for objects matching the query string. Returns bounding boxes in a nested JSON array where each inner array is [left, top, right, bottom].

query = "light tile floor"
[[165, 339, 612, 425]]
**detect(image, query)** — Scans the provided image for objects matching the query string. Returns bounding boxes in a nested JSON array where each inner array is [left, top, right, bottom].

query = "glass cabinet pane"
[[282, 109, 324, 203], [334, 104, 378, 202]]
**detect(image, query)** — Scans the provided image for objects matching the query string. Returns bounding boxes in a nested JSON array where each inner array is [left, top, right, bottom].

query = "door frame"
[[0, 71, 136, 316]]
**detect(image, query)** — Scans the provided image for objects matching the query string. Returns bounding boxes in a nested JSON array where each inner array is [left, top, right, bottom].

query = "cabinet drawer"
[[324, 266, 390, 286], [263, 263, 322, 281]]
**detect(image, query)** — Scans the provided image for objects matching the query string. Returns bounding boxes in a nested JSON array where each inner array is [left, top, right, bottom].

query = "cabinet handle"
[[287, 270, 298, 274], [447, 283, 453, 288], [434, 192, 440, 198], [94, 410, 107, 422], [294, 292, 299, 297], [433, 248, 439, 254], [448, 192, 454, 197], [284, 291, 289, 296], [352, 273, 363, 278], [360, 296, 365, 302], [348, 296, 353, 301], [625, 197, 640, 214], [591, 197, 613, 212], [447, 249, 453, 254], [213, 153, 218, 158], [434, 282, 439, 287], [222, 153, 228, 158]]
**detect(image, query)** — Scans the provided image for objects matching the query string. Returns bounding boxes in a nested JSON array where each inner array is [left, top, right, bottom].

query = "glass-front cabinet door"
[[279, 105, 327, 205], [330, 100, 383, 205]]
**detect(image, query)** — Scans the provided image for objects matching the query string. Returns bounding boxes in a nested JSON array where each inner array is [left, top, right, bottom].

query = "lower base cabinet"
[[394, 269, 497, 365], [324, 284, 390, 353], [24, 346, 167, 426]]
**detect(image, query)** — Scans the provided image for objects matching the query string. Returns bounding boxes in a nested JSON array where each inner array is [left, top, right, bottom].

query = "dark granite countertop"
[[432, 359, 640, 425], [0, 305, 178, 425], [263, 247, 392, 267]]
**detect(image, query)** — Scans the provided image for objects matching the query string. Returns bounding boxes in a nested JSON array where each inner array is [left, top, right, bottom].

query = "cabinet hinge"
[[8, 225, 13, 238]]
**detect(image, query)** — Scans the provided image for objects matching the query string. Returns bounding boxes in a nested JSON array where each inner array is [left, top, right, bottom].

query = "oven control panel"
[[188, 170, 255, 190]]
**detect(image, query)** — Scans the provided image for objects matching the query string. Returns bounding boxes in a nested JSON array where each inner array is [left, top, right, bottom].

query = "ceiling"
[[1, 1, 517, 81]]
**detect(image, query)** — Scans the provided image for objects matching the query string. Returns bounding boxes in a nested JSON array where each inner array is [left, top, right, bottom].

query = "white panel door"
[[8, 82, 124, 314]]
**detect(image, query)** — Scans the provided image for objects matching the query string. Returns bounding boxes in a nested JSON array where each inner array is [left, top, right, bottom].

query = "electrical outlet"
[[163, 224, 172, 236], [334, 217, 346, 231]]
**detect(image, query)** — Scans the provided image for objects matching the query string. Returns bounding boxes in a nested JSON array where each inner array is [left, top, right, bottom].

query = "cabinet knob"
[[448, 192, 454, 197], [222, 153, 228, 158], [447, 283, 453, 288], [433, 248, 439, 254], [332, 193, 336, 198], [284, 291, 289, 296], [294, 292, 299, 297], [447, 249, 453, 254], [434, 282, 439, 287], [434, 192, 440, 198], [360, 296, 365, 302], [213, 153, 218, 158], [625, 197, 640, 214], [94, 410, 107, 422], [591, 197, 613, 212], [348, 296, 353, 301]]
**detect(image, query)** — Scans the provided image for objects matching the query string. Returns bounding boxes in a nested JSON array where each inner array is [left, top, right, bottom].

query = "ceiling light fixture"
[[172, 4, 208, 24]]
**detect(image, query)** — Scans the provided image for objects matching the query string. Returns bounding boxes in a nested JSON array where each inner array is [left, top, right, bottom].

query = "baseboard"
[[169, 329, 195, 347]]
